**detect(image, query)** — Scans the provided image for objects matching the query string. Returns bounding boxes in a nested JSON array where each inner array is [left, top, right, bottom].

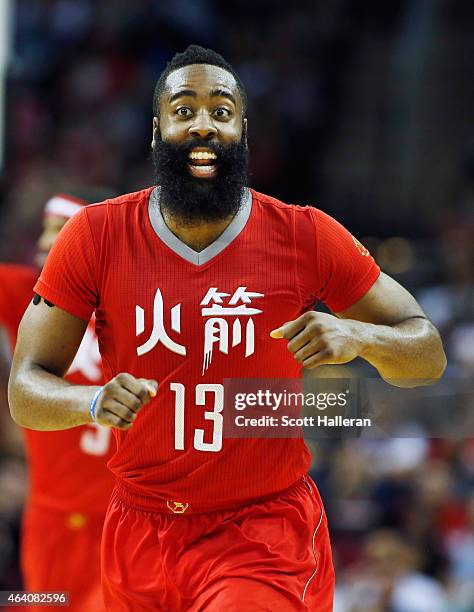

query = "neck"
[[161, 208, 237, 252]]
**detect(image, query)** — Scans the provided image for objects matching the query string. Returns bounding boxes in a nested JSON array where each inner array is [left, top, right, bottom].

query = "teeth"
[[189, 165, 216, 174], [189, 151, 217, 160]]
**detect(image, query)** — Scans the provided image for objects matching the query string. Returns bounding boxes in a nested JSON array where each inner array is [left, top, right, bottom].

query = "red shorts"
[[101, 476, 334, 611], [21, 502, 106, 611]]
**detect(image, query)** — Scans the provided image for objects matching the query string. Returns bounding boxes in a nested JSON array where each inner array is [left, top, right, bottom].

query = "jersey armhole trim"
[[293, 207, 304, 308], [309, 208, 322, 303], [83, 207, 101, 298]]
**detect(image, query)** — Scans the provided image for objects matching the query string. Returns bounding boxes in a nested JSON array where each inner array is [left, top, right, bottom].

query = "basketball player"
[[8, 46, 446, 611], [0, 193, 114, 610]]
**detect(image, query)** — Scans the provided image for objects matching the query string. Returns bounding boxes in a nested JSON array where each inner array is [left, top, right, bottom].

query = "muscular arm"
[[272, 272, 446, 387], [8, 299, 97, 430], [9, 298, 158, 431], [337, 273, 446, 385]]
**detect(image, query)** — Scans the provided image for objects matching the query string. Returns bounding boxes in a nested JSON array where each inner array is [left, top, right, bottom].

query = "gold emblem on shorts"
[[67, 512, 87, 529], [166, 501, 189, 514]]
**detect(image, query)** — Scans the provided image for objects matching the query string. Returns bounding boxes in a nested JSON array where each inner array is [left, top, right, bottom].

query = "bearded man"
[[9, 45, 446, 611]]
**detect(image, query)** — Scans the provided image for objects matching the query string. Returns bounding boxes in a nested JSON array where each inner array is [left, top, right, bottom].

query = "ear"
[[151, 117, 159, 149], [242, 118, 248, 149]]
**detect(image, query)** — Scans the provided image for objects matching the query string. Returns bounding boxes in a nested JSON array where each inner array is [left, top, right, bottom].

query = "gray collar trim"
[[148, 187, 252, 266]]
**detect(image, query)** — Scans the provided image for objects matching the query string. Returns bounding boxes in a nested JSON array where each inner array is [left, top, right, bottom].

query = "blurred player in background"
[[0, 191, 115, 611], [9, 47, 446, 611]]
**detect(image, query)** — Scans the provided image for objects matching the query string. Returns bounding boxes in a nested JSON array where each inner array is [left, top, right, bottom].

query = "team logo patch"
[[166, 501, 189, 514], [352, 236, 370, 257]]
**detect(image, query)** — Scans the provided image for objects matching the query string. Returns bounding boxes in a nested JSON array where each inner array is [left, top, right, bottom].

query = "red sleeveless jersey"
[[35, 187, 380, 513], [0, 264, 114, 515]]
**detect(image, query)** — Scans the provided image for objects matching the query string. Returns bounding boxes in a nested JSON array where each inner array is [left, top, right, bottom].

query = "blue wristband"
[[89, 386, 104, 422]]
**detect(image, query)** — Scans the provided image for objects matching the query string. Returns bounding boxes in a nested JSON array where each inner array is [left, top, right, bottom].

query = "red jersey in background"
[[0, 264, 115, 514]]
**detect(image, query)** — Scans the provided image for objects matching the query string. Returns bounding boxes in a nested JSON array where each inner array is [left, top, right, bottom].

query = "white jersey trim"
[[148, 187, 252, 266]]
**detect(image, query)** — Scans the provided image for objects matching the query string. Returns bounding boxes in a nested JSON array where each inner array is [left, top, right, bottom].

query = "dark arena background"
[[0, 1, 473, 611]]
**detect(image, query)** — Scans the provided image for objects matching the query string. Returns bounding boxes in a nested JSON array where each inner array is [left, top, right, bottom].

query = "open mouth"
[[187, 147, 218, 179]]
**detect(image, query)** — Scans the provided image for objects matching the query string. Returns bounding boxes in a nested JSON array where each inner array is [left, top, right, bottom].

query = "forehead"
[[163, 64, 241, 103]]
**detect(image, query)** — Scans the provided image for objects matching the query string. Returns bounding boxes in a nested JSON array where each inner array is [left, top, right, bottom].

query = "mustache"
[[153, 138, 244, 165]]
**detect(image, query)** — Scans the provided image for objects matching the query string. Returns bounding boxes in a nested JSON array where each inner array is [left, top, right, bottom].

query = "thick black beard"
[[152, 137, 248, 225]]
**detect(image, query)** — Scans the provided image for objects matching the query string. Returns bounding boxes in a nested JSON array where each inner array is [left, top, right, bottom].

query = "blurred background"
[[0, 1, 472, 610]]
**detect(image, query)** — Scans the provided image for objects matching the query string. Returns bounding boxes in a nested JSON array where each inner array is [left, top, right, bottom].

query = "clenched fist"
[[270, 311, 364, 369], [93, 373, 158, 430]]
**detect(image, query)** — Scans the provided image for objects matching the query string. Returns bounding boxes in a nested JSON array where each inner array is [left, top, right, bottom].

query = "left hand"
[[270, 311, 365, 369]]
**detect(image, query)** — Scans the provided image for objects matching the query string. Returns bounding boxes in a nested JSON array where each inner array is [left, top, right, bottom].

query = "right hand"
[[93, 372, 158, 430]]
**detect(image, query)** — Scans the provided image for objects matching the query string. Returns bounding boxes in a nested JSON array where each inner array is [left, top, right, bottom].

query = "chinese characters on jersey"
[[135, 287, 264, 373]]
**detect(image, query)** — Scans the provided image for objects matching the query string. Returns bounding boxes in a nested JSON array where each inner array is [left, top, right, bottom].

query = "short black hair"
[[153, 44, 247, 117]]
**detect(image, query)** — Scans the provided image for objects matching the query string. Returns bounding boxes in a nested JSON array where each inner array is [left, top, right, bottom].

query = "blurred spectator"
[[334, 529, 449, 612]]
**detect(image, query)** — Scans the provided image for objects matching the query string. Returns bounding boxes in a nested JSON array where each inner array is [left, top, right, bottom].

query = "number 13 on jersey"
[[171, 383, 224, 453]]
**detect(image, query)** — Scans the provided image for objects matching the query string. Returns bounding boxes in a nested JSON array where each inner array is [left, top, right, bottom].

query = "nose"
[[188, 111, 217, 140]]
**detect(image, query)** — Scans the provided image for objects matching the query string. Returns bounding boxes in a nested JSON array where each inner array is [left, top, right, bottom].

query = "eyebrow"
[[210, 89, 236, 105], [168, 88, 237, 106], [168, 89, 197, 104]]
